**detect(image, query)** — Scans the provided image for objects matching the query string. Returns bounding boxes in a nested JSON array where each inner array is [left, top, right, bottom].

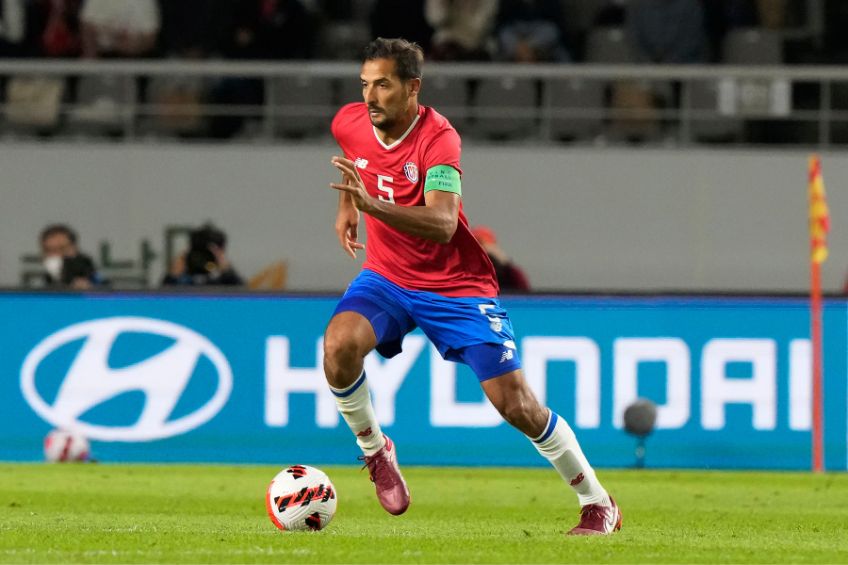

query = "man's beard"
[[370, 113, 395, 131]]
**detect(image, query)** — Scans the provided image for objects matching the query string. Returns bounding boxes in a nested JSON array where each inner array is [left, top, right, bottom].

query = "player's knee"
[[323, 330, 365, 367]]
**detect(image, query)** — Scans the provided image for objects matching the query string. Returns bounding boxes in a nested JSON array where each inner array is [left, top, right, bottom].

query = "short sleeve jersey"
[[332, 102, 498, 298]]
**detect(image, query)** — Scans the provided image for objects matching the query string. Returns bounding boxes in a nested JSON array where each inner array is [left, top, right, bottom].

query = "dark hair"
[[40, 223, 78, 245], [186, 224, 227, 275], [190, 223, 226, 251], [363, 37, 424, 81]]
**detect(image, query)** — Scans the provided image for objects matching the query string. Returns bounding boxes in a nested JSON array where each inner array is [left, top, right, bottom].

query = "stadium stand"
[[0, 0, 839, 146]]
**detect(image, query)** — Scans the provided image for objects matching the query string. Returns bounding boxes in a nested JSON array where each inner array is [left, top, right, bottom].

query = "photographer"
[[39, 224, 104, 289], [162, 224, 244, 286]]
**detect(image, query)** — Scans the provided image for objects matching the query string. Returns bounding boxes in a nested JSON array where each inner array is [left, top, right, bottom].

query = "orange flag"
[[808, 155, 830, 264]]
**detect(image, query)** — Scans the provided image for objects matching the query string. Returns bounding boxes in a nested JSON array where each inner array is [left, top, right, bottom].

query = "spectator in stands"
[[158, 0, 232, 58], [25, 0, 83, 58], [216, 0, 314, 137], [162, 224, 244, 286], [68, 1, 158, 129], [702, 0, 759, 61], [755, 0, 798, 30], [317, 0, 353, 21], [593, 0, 626, 28], [471, 225, 530, 292], [626, 0, 708, 64], [80, 0, 160, 59], [495, 0, 572, 62], [223, 0, 313, 60], [39, 223, 103, 289], [0, 0, 26, 57], [313, 0, 369, 59], [147, 0, 234, 139], [606, 0, 706, 142], [425, 0, 498, 60], [369, 0, 432, 53]]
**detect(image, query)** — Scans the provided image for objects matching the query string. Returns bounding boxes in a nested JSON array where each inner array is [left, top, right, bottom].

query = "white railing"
[[0, 60, 845, 146]]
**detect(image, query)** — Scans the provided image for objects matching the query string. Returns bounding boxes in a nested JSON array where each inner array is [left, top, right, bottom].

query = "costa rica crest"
[[403, 161, 419, 183]]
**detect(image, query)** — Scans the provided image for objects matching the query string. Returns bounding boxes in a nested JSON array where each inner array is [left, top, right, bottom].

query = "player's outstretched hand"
[[330, 156, 372, 212], [331, 157, 365, 259], [336, 205, 364, 259]]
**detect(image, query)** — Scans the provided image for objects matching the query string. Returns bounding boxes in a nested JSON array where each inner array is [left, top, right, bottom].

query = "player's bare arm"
[[330, 156, 459, 244], [334, 173, 365, 259]]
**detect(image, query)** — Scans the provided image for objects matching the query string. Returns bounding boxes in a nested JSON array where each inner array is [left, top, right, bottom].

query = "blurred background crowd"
[[0, 0, 840, 145], [4, 0, 847, 295], [0, 0, 838, 64]]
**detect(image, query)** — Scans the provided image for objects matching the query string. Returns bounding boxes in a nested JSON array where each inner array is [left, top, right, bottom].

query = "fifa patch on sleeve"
[[424, 165, 461, 196]]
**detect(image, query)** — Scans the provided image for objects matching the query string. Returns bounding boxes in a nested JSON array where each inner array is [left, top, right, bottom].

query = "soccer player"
[[324, 37, 621, 535]]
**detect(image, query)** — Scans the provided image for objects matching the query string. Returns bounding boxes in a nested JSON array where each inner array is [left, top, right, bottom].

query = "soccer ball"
[[265, 465, 337, 531], [44, 429, 90, 462]]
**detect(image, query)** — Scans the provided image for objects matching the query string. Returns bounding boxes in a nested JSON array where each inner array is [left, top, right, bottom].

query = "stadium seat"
[[316, 21, 371, 60], [546, 77, 604, 141], [272, 76, 334, 138], [67, 75, 133, 135], [686, 79, 743, 142], [722, 28, 784, 64], [471, 77, 537, 140], [688, 28, 785, 144], [3, 75, 65, 136], [144, 75, 209, 138], [585, 27, 634, 64], [563, 0, 609, 36]]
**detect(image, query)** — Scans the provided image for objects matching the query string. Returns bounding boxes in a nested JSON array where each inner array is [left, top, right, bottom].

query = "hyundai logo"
[[20, 317, 233, 441]]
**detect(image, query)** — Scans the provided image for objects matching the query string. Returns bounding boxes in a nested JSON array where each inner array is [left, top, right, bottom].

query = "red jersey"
[[331, 102, 498, 297]]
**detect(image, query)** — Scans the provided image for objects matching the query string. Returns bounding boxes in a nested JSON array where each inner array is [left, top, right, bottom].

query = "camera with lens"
[[185, 224, 227, 276], [60, 254, 97, 285]]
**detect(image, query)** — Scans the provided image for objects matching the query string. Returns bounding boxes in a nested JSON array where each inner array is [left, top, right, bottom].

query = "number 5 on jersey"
[[377, 175, 395, 203]]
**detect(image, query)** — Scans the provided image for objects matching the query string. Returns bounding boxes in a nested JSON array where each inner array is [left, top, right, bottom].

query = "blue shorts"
[[333, 270, 522, 381]]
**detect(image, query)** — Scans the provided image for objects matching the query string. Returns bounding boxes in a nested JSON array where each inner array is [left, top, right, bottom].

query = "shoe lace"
[[358, 452, 400, 488], [577, 504, 605, 526]]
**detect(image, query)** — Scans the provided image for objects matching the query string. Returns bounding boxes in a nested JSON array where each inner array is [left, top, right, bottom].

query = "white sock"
[[329, 372, 385, 456], [530, 410, 610, 507]]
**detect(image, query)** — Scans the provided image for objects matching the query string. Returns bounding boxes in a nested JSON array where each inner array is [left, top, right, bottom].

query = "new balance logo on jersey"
[[499, 349, 514, 363], [354, 158, 368, 169]]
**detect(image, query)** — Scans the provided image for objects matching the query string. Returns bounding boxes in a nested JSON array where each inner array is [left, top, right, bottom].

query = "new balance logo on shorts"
[[500, 349, 514, 363]]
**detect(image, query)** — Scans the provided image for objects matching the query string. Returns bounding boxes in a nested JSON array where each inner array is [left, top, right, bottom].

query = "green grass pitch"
[[0, 463, 846, 563]]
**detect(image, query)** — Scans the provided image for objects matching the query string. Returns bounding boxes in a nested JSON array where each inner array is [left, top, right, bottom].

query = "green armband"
[[423, 165, 461, 196]]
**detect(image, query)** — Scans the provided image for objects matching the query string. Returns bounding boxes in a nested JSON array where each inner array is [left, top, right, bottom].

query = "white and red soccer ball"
[[266, 465, 337, 531], [43, 429, 90, 462]]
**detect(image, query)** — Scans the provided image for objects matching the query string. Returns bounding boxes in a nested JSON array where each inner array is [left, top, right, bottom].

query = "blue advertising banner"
[[2, 293, 845, 470]]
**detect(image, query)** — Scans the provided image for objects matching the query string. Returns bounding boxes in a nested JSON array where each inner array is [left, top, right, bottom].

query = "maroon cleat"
[[358, 435, 410, 515], [567, 496, 622, 536]]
